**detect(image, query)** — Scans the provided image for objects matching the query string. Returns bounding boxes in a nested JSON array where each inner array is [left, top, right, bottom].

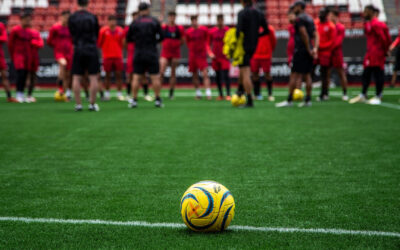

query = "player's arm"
[[0, 25, 7, 43], [97, 28, 104, 48], [179, 26, 185, 45], [389, 36, 400, 53], [31, 32, 44, 48], [259, 12, 269, 36], [206, 29, 215, 59], [155, 19, 164, 43], [299, 26, 312, 54], [270, 26, 277, 51], [8, 29, 15, 58], [336, 27, 345, 48], [126, 23, 135, 43], [236, 11, 244, 39], [47, 26, 55, 47]]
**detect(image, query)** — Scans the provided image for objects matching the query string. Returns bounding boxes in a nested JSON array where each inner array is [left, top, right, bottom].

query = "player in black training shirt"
[[126, 3, 164, 108], [276, 1, 318, 108], [68, 0, 101, 111], [236, 0, 268, 107]]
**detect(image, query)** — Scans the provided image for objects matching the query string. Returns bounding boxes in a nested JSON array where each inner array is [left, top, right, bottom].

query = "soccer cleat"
[[144, 95, 154, 102], [117, 95, 126, 101], [216, 96, 224, 101], [155, 99, 164, 108], [342, 95, 349, 101], [275, 100, 293, 108], [225, 95, 231, 101], [128, 99, 138, 108], [26, 96, 37, 103], [298, 101, 312, 107], [101, 96, 111, 102], [268, 96, 275, 102], [256, 95, 264, 101], [88, 103, 100, 112], [75, 104, 83, 112], [316, 95, 329, 102], [349, 94, 366, 104], [16, 96, 25, 103], [367, 96, 382, 105], [7, 97, 19, 103]]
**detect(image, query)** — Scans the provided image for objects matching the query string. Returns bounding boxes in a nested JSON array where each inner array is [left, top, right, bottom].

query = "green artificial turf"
[[0, 88, 399, 249]]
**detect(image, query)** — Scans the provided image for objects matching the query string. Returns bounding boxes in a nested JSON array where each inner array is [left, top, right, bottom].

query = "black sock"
[[305, 95, 311, 103], [126, 83, 131, 95], [16, 70, 28, 93], [253, 79, 260, 96], [86, 90, 90, 99], [246, 94, 253, 106], [6, 90, 11, 98], [156, 96, 161, 101], [343, 89, 347, 96], [223, 70, 231, 96], [267, 79, 273, 96], [143, 84, 149, 95], [57, 79, 63, 88], [169, 88, 174, 98], [287, 94, 293, 102], [28, 73, 36, 96], [237, 84, 244, 95], [216, 71, 223, 97]]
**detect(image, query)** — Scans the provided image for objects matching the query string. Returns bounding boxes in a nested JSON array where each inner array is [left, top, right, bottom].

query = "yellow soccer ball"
[[54, 91, 66, 102], [238, 95, 246, 105], [293, 89, 304, 101], [180, 181, 235, 232]]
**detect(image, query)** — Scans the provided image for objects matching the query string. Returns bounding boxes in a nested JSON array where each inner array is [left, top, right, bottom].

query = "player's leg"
[[72, 74, 83, 109], [201, 67, 212, 100], [251, 71, 261, 99], [115, 70, 124, 101], [212, 59, 223, 100], [276, 72, 299, 107], [0, 69, 17, 102], [103, 71, 111, 101], [350, 67, 371, 103], [82, 73, 90, 101], [169, 59, 179, 99], [27, 71, 37, 103], [192, 70, 202, 99], [265, 71, 274, 102], [240, 66, 253, 107], [222, 69, 231, 100], [159, 57, 168, 95], [367, 67, 384, 105], [319, 66, 329, 101], [300, 73, 313, 107], [57, 58, 67, 94], [88, 74, 100, 108], [390, 71, 398, 88], [336, 67, 348, 101], [150, 74, 163, 107], [129, 73, 142, 108]]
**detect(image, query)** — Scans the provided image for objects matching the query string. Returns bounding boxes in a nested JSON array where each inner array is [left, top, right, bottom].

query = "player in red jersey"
[[389, 27, 400, 88], [98, 15, 125, 101], [9, 12, 33, 103], [47, 10, 73, 101], [350, 5, 391, 105], [26, 27, 43, 103], [185, 15, 213, 100], [251, 24, 276, 102], [329, 8, 348, 101], [160, 11, 184, 100], [315, 8, 336, 101], [0, 22, 17, 102], [287, 9, 296, 66], [210, 14, 231, 101]]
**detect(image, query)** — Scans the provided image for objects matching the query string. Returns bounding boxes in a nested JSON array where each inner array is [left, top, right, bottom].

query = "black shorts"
[[292, 49, 314, 74], [395, 48, 400, 71], [239, 49, 255, 68], [72, 47, 100, 75], [133, 53, 159, 75]]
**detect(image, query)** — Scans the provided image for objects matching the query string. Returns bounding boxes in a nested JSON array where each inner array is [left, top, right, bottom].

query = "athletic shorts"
[[330, 47, 344, 69], [133, 54, 159, 75], [212, 57, 230, 71], [161, 52, 180, 61], [55, 51, 73, 70], [12, 54, 30, 70], [72, 48, 100, 75], [318, 51, 332, 67], [188, 56, 208, 72], [239, 50, 255, 68], [103, 58, 124, 73], [250, 58, 271, 74], [292, 49, 314, 74], [0, 56, 7, 70], [395, 49, 400, 71]]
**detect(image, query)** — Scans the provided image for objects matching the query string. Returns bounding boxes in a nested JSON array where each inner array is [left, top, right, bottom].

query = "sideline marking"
[[0, 216, 399, 238]]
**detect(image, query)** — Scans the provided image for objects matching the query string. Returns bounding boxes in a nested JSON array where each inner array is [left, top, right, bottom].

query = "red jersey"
[[391, 27, 400, 48], [334, 22, 345, 49], [185, 26, 210, 59], [29, 28, 43, 71], [287, 24, 295, 63], [209, 26, 229, 59], [161, 24, 184, 58], [47, 22, 73, 58], [98, 25, 124, 59], [316, 19, 336, 52], [0, 23, 7, 58], [364, 17, 391, 69], [9, 25, 32, 70], [253, 25, 276, 60]]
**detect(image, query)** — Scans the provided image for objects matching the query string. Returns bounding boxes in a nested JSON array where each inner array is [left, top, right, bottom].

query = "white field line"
[[0, 216, 399, 238]]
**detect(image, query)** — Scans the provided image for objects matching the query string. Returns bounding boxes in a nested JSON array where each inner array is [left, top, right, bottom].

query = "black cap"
[[292, 0, 306, 9], [138, 2, 150, 11]]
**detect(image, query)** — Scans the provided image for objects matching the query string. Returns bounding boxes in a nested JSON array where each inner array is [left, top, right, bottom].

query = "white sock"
[[66, 89, 71, 97], [105, 91, 110, 98], [206, 88, 212, 97], [117, 91, 122, 97], [196, 89, 202, 97]]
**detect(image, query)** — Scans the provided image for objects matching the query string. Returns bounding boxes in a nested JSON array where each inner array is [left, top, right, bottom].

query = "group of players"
[[0, 0, 399, 110]]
